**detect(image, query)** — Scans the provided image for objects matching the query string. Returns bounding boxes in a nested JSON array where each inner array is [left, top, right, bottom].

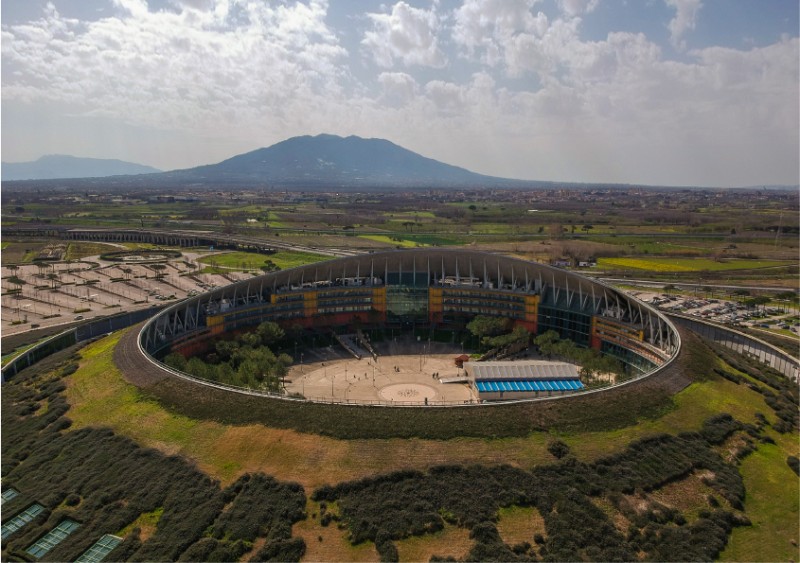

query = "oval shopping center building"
[[138, 249, 681, 404]]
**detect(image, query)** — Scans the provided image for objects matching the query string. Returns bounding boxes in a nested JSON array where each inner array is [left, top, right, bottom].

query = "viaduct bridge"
[[0, 225, 350, 256]]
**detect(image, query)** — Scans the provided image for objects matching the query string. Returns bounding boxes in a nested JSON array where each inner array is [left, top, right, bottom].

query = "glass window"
[[1, 488, 19, 505], [1, 503, 44, 540], [26, 519, 80, 559], [75, 534, 123, 563]]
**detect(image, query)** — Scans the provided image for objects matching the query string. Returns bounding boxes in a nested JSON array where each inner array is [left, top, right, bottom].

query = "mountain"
[[2, 155, 161, 181], [159, 134, 530, 189]]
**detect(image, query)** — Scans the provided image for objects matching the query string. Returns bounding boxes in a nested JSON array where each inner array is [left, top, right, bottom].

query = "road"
[[590, 277, 797, 293]]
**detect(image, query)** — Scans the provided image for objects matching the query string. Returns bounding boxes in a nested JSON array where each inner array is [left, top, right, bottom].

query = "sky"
[[1, 0, 798, 187]]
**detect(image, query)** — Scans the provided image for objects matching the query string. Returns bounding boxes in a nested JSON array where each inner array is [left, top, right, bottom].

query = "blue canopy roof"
[[475, 379, 584, 393]]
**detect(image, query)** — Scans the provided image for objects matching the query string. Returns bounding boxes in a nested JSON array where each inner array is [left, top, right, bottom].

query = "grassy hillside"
[[2, 328, 797, 561]]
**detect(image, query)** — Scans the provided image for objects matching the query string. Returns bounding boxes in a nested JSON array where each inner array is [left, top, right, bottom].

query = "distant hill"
[[2, 155, 160, 181], [158, 134, 533, 189]]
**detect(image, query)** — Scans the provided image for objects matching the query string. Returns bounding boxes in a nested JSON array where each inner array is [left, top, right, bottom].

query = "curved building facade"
[[140, 250, 680, 399]]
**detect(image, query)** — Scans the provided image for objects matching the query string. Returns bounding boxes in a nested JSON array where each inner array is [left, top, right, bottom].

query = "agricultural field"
[[357, 234, 426, 248], [597, 257, 793, 273]]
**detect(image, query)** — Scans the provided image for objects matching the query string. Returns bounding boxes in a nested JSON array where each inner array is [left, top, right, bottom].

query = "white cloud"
[[2, 0, 347, 142], [452, 0, 547, 67], [424, 80, 465, 115], [378, 72, 418, 106], [556, 0, 599, 18], [665, 0, 702, 50], [362, 2, 446, 68]]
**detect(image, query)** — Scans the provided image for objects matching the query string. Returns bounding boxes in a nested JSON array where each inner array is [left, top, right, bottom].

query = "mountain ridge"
[[2, 154, 161, 181], [158, 133, 520, 188]]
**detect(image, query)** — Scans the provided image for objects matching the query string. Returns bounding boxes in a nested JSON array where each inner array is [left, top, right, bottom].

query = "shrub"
[[546, 439, 571, 459], [253, 537, 306, 562]]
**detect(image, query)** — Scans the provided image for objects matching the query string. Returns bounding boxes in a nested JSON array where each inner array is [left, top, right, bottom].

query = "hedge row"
[[312, 415, 752, 561]]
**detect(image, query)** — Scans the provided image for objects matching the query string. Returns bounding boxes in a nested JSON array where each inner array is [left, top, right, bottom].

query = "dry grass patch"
[[648, 472, 719, 522], [294, 500, 378, 562], [496, 505, 544, 547], [592, 496, 631, 536], [395, 525, 473, 562]]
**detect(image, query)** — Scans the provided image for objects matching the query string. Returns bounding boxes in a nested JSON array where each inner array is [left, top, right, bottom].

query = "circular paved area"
[[379, 382, 439, 403]]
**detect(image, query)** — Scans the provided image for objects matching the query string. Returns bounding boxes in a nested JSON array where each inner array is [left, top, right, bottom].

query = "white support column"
[[565, 278, 574, 308], [552, 274, 559, 304], [172, 310, 181, 334]]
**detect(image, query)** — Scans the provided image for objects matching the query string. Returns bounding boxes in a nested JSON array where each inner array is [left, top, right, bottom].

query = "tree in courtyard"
[[484, 325, 530, 349], [257, 321, 285, 346], [534, 330, 560, 359], [467, 315, 511, 341]]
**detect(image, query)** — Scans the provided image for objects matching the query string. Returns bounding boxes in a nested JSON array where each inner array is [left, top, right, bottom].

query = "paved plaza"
[[285, 341, 478, 405]]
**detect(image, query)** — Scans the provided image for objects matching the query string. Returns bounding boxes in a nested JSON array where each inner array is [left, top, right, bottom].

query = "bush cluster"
[[312, 417, 752, 562], [1, 355, 307, 563]]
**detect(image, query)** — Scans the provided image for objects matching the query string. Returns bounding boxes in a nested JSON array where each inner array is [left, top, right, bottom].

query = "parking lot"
[[1, 252, 253, 336], [632, 291, 800, 335]]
